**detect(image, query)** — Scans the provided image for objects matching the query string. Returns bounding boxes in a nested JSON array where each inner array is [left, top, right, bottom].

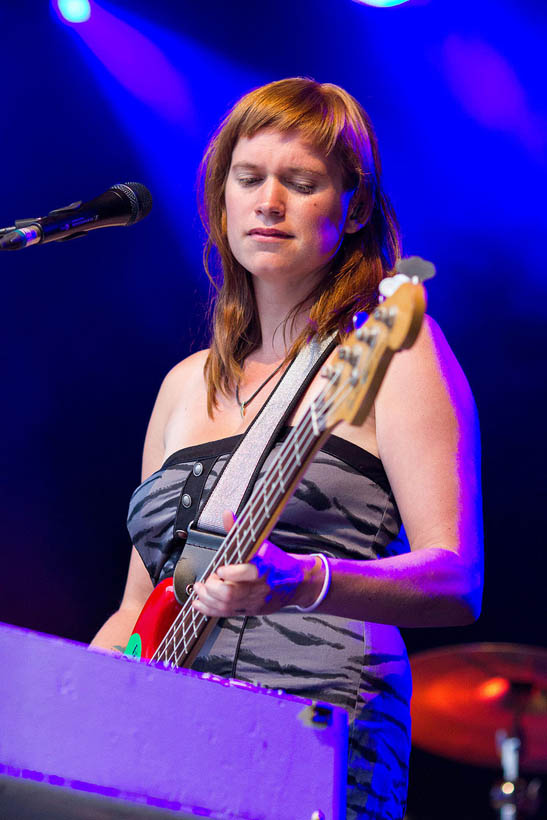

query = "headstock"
[[319, 259, 432, 429]]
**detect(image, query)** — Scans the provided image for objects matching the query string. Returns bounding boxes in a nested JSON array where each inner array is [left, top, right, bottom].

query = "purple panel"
[[0, 622, 347, 819]]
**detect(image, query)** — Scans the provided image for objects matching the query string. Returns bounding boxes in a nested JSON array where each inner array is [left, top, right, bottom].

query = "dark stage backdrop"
[[1, 1, 546, 817]]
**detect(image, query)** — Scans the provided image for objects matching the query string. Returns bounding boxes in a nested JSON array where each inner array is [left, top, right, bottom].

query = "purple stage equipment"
[[0, 622, 347, 819]]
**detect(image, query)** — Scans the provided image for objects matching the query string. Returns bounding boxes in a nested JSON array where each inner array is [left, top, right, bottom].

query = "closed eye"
[[290, 180, 315, 194], [235, 174, 316, 194], [237, 175, 262, 187]]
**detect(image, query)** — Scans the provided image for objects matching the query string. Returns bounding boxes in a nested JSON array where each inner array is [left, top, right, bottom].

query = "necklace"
[[235, 360, 285, 418]]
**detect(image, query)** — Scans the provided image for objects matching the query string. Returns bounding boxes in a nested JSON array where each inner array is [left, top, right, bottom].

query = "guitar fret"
[[310, 401, 320, 437], [277, 458, 286, 492], [294, 435, 302, 466]]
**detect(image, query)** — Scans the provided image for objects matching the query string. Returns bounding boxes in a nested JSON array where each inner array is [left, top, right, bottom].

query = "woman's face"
[[224, 129, 360, 290]]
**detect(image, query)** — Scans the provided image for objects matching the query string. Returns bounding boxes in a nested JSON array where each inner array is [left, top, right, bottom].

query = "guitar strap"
[[173, 332, 338, 605]]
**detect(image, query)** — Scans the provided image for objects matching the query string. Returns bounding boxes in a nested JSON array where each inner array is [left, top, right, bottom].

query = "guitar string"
[[154, 375, 359, 665], [153, 330, 384, 664]]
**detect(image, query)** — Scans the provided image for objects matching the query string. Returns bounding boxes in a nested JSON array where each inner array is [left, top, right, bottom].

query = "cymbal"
[[410, 643, 547, 771]]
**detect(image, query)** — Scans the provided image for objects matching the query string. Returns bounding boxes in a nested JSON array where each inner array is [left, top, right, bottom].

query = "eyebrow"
[[231, 162, 327, 178]]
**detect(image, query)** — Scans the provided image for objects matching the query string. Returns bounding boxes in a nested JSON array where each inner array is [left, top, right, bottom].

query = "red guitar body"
[[124, 578, 181, 661]]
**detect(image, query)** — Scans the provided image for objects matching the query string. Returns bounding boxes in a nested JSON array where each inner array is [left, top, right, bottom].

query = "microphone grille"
[[111, 182, 153, 224]]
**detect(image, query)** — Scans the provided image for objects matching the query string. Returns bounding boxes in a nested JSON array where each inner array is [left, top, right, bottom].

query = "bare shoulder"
[[161, 348, 209, 398], [378, 314, 476, 418], [375, 314, 482, 554], [141, 348, 209, 480]]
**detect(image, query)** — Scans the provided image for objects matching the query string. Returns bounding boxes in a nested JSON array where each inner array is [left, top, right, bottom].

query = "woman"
[[91, 78, 483, 819]]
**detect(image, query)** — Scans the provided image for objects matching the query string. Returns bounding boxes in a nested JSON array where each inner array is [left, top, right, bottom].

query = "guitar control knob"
[[337, 345, 351, 360]]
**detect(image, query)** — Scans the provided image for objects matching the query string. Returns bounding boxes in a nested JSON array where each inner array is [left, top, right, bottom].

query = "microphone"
[[0, 182, 153, 251]]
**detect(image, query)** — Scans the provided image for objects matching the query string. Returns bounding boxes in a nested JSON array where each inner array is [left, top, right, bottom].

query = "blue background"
[[1, 1, 546, 816]]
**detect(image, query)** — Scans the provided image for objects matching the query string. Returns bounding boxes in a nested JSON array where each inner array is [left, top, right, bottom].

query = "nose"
[[255, 176, 285, 219]]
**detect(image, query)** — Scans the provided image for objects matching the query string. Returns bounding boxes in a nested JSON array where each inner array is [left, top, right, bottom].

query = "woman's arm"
[[89, 547, 154, 652], [192, 317, 484, 627]]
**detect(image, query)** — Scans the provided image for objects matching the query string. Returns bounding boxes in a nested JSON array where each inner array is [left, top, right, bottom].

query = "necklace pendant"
[[240, 402, 246, 419]]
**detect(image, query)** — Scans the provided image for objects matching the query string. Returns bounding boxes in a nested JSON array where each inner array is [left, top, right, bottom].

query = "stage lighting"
[[353, 0, 410, 7], [56, 0, 91, 23]]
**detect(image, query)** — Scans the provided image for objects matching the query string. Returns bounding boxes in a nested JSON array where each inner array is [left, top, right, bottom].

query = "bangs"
[[236, 85, 345, 156], [232, 80, 373, 191]]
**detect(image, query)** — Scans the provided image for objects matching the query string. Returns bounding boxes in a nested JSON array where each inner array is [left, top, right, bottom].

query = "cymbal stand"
[[490, 729, 541, 818], [494, 731, 520, 819]]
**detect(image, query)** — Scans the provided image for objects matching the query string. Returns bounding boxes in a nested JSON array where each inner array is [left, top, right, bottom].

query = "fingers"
[[217, 563, 258, 582], [191, 524, 306, 617], [192, 570, 260, 618], [194, 572, 234, 605]]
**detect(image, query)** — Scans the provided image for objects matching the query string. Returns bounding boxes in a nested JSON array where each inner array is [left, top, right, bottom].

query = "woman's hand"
[[191, 511, 322, 617]]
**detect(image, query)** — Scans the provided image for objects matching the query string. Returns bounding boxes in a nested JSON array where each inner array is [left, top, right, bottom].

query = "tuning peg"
[[355, 326, 377, 345], [349, 367, 360, 387], [379, 257, 435, 299], [395, 255, 436, 282], [321, 363, 341, 383], [338, 346, 362, 366], [373, 305, 397, 327]]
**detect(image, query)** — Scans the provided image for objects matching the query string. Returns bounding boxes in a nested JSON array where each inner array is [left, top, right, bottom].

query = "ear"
[[344, 198, 371, 235], [344, 210, 365, 235]]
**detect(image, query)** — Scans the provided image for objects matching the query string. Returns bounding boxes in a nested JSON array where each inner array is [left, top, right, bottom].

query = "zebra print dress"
[[127, 429, 412, 820]]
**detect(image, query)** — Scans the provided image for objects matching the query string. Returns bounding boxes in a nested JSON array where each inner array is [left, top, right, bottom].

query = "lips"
[[248, 228, 293, 238]]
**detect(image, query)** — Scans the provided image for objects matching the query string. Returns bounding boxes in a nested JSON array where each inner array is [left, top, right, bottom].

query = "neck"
[[251, 277, 316, 363]]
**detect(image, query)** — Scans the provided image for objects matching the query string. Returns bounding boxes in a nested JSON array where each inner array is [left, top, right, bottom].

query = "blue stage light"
[[352, 0, 410, 7], [56, 0, 91, 23]]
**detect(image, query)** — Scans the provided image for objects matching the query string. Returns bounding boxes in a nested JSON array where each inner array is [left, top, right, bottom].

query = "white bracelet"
[[295, 553, 331, 612]]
